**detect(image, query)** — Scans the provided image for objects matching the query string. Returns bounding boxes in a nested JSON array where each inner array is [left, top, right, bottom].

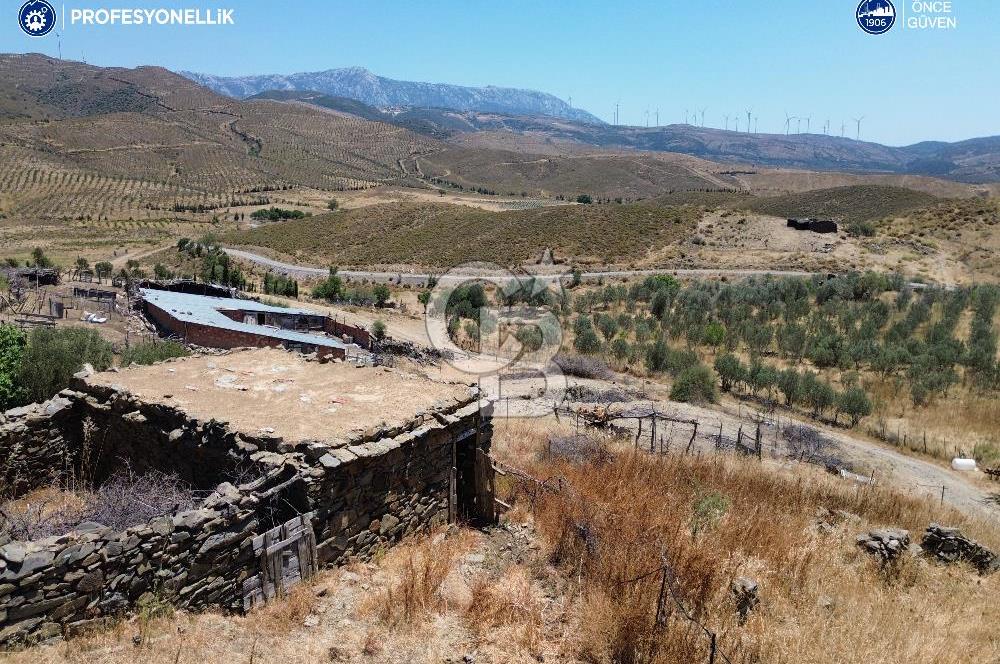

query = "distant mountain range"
[[181, 66, 603, 125], [245, 90, 1000, 184]]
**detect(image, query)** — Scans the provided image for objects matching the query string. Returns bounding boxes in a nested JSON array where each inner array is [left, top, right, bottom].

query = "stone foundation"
[[0, 370, 492, 646]]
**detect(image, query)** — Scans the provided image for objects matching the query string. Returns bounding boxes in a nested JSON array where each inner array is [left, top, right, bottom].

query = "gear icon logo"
[[18, 0, 56, 37]]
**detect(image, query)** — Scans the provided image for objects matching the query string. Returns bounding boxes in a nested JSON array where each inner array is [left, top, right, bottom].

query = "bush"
[[836, 386, 872, 427], [372, 319, 387, 341], [669, 364, 718, 403], [553, 353, 613, 380], [120, 340, 190, 367], [0, 324, 26, 409], [18, 328, 114, 403], [714, 353, 746, 392]]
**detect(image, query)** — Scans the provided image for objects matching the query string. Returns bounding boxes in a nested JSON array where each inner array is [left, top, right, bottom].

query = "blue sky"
[[4, 0, 998, 145]]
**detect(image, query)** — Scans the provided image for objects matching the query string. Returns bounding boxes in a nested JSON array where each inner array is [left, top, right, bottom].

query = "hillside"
[[246, 85, 1000, 184], [226, 201, 701, 267], [736, 185, 938, 223], [182, 66, 603, 124], [411, 147, 727, 199], [456, 123, 1000, 184], [0, 54, 440, 222]]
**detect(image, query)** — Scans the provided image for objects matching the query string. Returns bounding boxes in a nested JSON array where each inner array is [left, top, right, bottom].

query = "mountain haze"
[[181, 66, 603, 124]]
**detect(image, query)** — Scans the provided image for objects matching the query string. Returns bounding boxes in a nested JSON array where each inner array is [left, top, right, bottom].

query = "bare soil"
[[86, 348, 474, 443]]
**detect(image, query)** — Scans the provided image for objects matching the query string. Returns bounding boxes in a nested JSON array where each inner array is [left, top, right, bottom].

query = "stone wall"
[[0, 377, 491, 647], [0, 396, 77, 499]]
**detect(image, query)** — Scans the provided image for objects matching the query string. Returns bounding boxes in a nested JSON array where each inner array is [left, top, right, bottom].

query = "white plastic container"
[[951, 458, 977, 471]]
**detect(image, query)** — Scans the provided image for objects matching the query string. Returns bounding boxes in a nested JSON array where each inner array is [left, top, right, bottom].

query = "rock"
[[731, 576, 759, 624], [0, 543, 28, 565], [921, 523, 999, 575], [76, 569, 105, 593], [817, 595, 836, 611], [379, 515, 400, 535], [856, 528, 910, 564], [303, 614, 320, 628]]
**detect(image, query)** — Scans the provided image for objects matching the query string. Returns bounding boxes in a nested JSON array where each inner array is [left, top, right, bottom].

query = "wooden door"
[[242, 513, 318, 611]]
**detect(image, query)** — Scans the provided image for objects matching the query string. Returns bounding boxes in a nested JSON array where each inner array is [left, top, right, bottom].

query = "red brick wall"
[[146, 302, 343, 359], [324, 319, 373, 350]]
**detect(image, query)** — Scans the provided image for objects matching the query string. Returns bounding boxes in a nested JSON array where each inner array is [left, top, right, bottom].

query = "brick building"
[[140, 289, 365, 359]]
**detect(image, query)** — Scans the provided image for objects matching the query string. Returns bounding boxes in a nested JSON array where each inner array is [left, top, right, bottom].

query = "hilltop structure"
[[0, 348, 494, 645]]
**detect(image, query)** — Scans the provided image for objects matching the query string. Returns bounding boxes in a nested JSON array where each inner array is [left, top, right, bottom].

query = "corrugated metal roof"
[[140, 288, 348, 349]]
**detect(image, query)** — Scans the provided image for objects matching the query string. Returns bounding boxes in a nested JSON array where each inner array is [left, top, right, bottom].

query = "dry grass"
[[492, 419, 1000, 664], [227, 201, 700, 267], [366, 528, 471, 625]]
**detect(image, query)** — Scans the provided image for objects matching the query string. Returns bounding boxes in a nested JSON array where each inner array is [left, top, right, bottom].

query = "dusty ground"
[[0, 278, 154, 349], [86, 348, 474, 443]]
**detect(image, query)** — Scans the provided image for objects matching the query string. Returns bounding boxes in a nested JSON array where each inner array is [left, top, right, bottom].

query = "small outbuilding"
[[787, 218, 839, 234]]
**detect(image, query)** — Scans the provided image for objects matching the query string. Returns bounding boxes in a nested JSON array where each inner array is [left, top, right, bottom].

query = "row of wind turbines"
[[609, 103, 867, 140]]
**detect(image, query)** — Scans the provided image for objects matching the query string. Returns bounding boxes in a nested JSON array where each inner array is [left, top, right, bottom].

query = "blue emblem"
[[18, 0, 56, 37], [857, 0, 896, 35]]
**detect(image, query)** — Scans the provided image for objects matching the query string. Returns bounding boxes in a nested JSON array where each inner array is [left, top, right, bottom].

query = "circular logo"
[[856, 0, 896, 34], [18, 0, 56, 37]]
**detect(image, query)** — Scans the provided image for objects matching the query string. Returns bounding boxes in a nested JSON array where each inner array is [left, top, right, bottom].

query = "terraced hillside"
[[0, 54, 438, 222], [736, 185, 938, 224], [226, 201, 701, 267], [412, 147, 726, 200]]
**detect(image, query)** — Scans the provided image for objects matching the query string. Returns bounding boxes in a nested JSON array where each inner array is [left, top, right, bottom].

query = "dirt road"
[[222, 247, 816, 285], [492, 374, 997, 520]]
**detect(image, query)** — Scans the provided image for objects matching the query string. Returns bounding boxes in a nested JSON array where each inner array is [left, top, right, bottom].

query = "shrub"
[[373, 283, 391, 308], [714, 353, 746, 392], [372, 319, 387, 341], [574, 327, 602, 354], [18, 327, 114, 403], [669, 364, 718, 403], [553, 353, 613, 380], [0, 324, 26, 409], [120, 340, 190, 367], [837, 386, 872, 427]]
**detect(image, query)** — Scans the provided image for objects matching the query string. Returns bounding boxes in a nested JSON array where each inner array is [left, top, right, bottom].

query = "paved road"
[[223, 247, 816, 285]]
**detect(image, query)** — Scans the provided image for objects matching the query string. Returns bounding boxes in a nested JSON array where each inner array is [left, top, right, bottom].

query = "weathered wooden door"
[[242, 513, 318, 611], [474, 448, 496, 523]]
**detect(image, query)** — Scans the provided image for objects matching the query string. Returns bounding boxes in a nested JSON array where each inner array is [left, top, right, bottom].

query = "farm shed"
[[0, 348, 494, 645], [786, 218, 839, 233], [139, 288, 358, 358]]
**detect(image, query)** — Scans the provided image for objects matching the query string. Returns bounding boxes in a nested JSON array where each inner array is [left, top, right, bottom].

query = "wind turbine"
[[700, 107, 707, 127], [724, 114, 730, 131], [853, 115, 865, 140], [645, 108, 650, 128], [684, 108, 689, 124], [795, 117, 802, 134], [745, 109, 752, 134], [784, 112, 793, 136], [841, 121, 846, 137], [804, 116, 811, 134], [734, 116, 740, 132], [753, 116, 758, 134], [655, 108, 659, 127]]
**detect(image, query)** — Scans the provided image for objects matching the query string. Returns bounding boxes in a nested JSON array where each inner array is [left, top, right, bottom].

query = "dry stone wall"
[[0, 375, 491, 647]]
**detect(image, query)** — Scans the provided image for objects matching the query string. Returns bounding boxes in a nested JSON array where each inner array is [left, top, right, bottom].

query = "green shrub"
[[18, 328, 114, 404], [669, 364, 718, 403], [120, 340, 190, 367], [0, 324, 26, 409]]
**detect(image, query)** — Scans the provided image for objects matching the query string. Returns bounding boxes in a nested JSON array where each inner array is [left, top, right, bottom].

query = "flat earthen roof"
[[86, 348, 474, 444]]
